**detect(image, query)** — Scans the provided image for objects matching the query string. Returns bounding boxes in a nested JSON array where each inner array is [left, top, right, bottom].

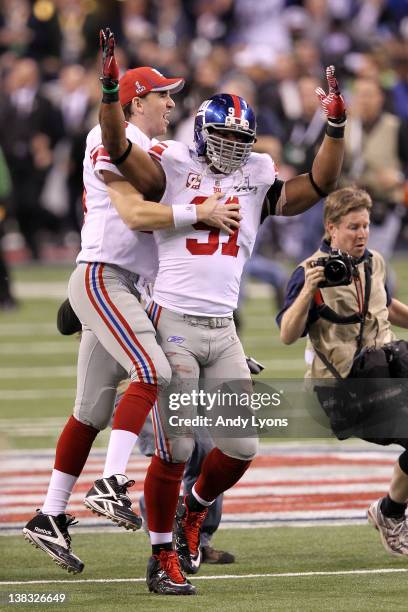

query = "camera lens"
[[324, 259, 347, 283]]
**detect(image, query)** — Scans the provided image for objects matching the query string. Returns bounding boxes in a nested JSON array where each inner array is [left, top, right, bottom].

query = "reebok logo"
[[167, 336, 185, 344], [34, 527, 53, 535]]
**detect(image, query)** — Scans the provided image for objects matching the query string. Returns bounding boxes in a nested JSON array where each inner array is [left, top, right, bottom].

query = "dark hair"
[[123, 101, 133, 120]]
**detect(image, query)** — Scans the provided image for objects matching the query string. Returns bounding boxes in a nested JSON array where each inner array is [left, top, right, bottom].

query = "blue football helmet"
[[194, 93, 256, 174]]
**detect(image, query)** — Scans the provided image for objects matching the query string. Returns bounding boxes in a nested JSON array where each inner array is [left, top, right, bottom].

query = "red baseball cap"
[[119, 67, 185, 106]]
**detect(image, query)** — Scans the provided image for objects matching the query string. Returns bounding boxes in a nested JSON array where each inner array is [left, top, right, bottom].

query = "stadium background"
[[1, 1, 408, 610]]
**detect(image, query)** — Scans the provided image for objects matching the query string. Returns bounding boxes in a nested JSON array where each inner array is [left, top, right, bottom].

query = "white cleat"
[[368, 498, 408, 556]]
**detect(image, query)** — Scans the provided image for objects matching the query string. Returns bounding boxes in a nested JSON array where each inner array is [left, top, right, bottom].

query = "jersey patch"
[[186, 172, 202, 189], [233, 174, 258, 194]]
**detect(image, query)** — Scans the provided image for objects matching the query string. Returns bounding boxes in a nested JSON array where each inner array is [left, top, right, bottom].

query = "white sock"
[[149, 531, 173, 545], [192, 484, 214, 507], [103, 429, 138, 478], [42, 469, 78, 516]]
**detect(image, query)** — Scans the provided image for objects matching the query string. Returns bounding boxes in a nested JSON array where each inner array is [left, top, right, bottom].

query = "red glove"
[[100, 27, 119, 99], [315, 66, 347, 126]]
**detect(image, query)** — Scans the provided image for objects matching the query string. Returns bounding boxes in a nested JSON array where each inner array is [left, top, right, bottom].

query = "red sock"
[[144, 455, 185, 532], [54, 415, 99, 477], [194, 448, 251, 502], [112, 381, 157, 434]]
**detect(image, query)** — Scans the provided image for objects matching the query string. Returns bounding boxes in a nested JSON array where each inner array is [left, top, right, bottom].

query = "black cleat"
[[84, 474, 142, 530], [146, 550, 196, 595], [202, 544, 235, 564], [174, 496, 208, 574], [23, 511, 84, 574]]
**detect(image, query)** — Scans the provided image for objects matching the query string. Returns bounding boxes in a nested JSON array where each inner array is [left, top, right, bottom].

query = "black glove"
[[57, 298, 81, 335]]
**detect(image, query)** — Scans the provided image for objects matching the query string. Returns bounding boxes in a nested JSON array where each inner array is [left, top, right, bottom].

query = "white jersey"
[[150, 140, 277, 316], [77, 122, 158, 280]]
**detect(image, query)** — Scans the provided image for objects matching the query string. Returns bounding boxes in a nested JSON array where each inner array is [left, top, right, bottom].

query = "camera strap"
[[314, 292, 362, 325], [313, 258, 372, 380], [355, 258, 372, 354]]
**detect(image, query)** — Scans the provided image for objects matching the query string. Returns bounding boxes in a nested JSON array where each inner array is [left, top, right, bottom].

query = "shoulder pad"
[[247, 152, 277, 185], [149, 139, 188, 163]]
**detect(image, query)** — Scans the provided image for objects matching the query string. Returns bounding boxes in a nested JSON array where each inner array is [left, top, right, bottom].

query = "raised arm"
[[276, 66, 346, 217], [99, 28, 165, 197], [98, 29, 241, 233]]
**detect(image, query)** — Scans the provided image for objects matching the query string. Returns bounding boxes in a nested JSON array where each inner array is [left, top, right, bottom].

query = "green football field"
[[1, 260, 408, 611], [2, 527, 408, 611], [2, 259, 408, 450]]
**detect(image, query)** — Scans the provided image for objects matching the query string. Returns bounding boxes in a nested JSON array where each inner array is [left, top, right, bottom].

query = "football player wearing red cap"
[[96, 30, 347, 596], [22, 30, 240, 575]]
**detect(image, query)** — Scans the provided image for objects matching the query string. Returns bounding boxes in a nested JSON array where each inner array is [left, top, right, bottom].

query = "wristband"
[[102, 90, 119, 103], [172, 203, 198, 228], [327, 116, 347, 127], [326, 123, 345, 138], [111, 139, 132, 166], [102, 84, 119, 94], [101, 78, 119, 103]]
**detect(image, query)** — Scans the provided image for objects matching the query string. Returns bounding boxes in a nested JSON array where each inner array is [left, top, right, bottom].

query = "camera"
[[311, 249, 357, 288]]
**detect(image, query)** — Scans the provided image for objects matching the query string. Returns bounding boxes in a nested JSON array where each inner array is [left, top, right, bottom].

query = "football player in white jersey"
[[94, 30, 347, 596], [22, 30, 240, 575]]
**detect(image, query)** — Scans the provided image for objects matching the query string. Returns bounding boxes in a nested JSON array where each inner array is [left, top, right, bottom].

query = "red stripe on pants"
[[84, 264, 144, 382], [97, 265, 157, 384]]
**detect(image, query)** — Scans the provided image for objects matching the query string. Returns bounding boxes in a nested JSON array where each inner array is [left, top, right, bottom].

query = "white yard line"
[[1, 568, 408, 586], [261, 359, 305, 370], [0, 389, 75, 400], [0, 343, 76, 355], [0, 366, 76, 379], [0, 323, 56, 336], [14, 282, 68, 300]]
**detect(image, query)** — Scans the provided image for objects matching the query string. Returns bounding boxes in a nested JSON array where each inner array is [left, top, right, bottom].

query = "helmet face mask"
[[194, 94, 256, 174]]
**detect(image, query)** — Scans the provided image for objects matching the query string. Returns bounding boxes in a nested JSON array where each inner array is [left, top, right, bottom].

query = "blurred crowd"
[[0, 0, 407, 309]]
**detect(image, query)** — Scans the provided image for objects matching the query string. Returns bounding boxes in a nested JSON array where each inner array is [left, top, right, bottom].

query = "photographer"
[[277, 186, 408, 556]]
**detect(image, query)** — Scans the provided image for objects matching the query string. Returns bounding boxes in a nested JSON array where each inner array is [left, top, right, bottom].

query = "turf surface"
[[2, 527, 408, 611], [2, 259, 408, 610]]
